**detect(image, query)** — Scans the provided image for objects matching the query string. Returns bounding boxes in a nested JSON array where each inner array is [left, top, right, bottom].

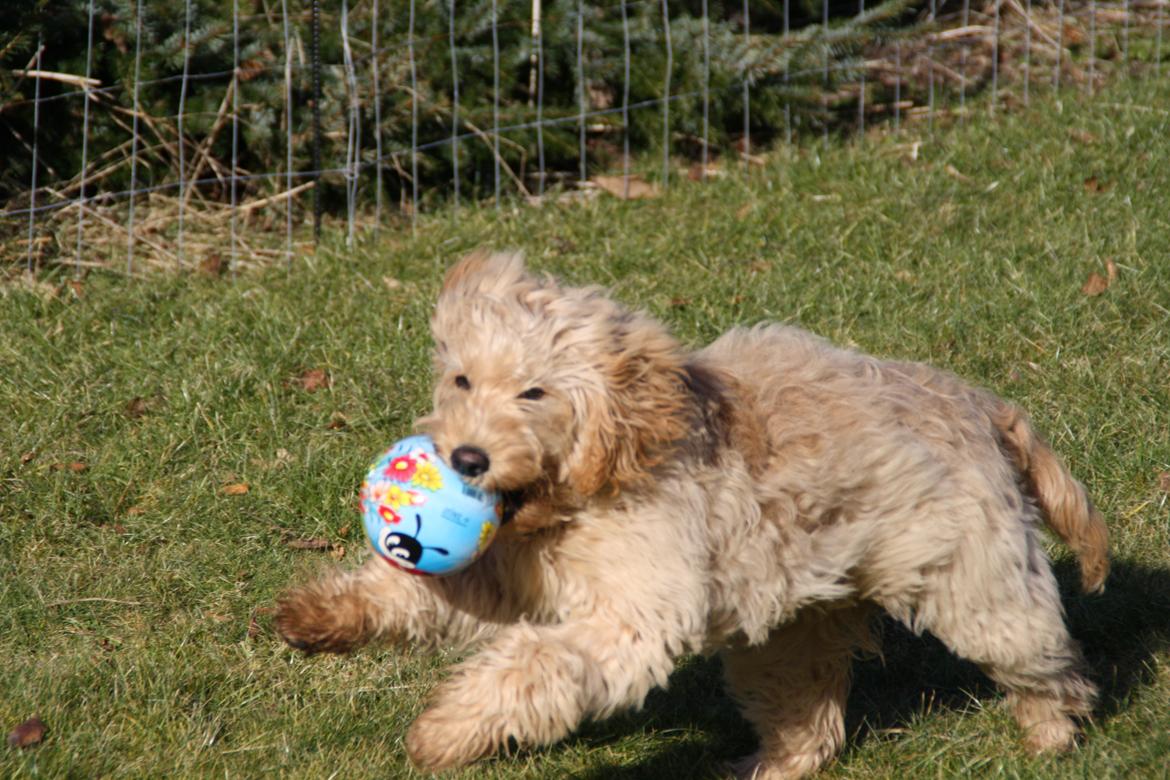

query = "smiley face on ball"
[[378, 514, 450, 571]]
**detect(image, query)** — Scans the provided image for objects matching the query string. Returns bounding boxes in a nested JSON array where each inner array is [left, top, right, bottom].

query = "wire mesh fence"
[[1, 0, 1166, 275]]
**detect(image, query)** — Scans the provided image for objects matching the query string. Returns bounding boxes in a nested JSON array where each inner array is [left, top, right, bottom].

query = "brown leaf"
[[1069, 129, 1099, 145], [326, 413, 348, 430], [20, 450, 36, 464], [329, 544, 347, 561], [1157, 471, 1170, 493], [669, 296, 691, 309], [337, 524, 351, 538], [199, 253, 226, 276], [66, 280, 84, 298], [1081, 273, 1109, 296], [125, 505, 147, 516], [591, 174, 660, 200], [221, 483, 250, 496], [7, 716, 46, 748], [124, 397, 149, 419], [1083, 176, 1112, 194], [1081, 260, 1117, 297], [286, 537, 332, 551], [289, 368, 331, 393], [51, 461, 87, 473]]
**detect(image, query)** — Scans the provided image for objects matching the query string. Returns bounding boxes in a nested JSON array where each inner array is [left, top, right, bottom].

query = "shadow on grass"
[[568, 557, 1170, 779]]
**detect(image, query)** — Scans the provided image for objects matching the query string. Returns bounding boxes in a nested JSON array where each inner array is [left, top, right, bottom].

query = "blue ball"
[[360, 435, 501, 576]]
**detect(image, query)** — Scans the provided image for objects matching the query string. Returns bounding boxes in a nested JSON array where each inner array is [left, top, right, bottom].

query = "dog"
[[275, 250, 1108, 778]]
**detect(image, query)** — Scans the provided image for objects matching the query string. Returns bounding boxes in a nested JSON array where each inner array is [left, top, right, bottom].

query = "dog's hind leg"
[[881, 521, 1097, 754], [721, 604, 875, 780]]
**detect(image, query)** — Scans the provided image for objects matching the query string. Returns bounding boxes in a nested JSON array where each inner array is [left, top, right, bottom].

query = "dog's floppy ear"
[[440, 249, 528, 300], [565, 313, 693, 497]]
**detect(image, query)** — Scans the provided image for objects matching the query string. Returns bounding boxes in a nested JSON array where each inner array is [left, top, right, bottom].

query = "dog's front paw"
[[406, 704, 497, 772], [273, 584, 372, 655]]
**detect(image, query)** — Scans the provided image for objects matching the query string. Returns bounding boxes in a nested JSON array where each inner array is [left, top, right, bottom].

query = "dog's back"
[[697, 322, 1108, 594]]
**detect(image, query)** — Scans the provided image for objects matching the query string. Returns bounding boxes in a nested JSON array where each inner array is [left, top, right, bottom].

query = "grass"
[[2, 75, 1169, 779]]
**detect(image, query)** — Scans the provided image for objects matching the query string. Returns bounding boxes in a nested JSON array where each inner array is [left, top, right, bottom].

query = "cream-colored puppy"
[[276, 251, 1107, 778]]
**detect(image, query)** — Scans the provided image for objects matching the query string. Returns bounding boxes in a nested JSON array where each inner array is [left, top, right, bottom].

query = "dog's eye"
[[518, 387, 545, 401], [454, 375, 471, 390]]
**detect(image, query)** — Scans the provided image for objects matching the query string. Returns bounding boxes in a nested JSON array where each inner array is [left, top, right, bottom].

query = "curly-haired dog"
[[276, 251, 1108, 778]]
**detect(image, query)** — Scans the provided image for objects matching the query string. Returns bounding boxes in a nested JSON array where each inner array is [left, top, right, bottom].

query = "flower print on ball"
[[360, 435, 501, 576]]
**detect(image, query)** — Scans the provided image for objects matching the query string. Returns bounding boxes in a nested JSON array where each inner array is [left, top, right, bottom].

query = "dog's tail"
[[992, 402, 1109, 594]]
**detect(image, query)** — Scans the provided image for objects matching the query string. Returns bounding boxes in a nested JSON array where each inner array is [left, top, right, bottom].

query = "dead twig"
[[238, 181, 315, 213], [460, 118, 532, 198], [183, 79, 237, 208], [44, 597, 143, 608], [11, 69, 101, 89], [62, 198, 180, 267], [1002, 0, 1062, 50]]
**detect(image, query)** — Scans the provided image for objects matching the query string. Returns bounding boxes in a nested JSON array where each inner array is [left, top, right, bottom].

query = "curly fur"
[[275, 251, 1108, 777]]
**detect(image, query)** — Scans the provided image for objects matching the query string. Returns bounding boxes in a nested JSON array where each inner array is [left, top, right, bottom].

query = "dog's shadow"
[[568, 558, 1170, 779]]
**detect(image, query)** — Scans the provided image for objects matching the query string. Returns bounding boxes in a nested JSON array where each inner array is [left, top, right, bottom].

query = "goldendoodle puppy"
[[276, 251, 1108, 778]]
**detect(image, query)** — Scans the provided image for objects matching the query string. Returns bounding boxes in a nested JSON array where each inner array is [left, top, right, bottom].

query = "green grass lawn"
[[2, 77, 1169, 778]]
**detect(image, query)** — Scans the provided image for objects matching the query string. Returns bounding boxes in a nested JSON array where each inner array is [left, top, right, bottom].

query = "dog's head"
[[416, 251, 694, 530]]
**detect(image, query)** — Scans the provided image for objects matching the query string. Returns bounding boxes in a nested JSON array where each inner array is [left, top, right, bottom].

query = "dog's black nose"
[[450, 445, 490, 477]]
